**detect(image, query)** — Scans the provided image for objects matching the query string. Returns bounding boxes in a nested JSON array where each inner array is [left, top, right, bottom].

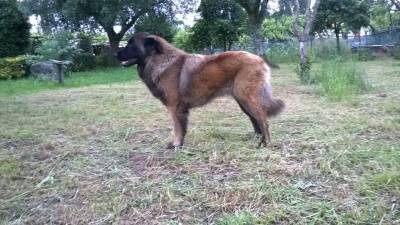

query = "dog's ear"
[[144, 37, 162, 55]]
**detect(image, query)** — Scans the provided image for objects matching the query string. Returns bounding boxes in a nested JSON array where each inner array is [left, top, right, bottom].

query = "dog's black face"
[[116, 33, 162, 67]]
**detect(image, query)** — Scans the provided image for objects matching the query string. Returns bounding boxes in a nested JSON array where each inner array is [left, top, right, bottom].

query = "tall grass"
[[0, 67, 138, 96], [312, 57, 368, 101], [311, 39, 352, 61]]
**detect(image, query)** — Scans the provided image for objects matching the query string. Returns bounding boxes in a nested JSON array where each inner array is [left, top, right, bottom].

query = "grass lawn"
[[0, 60, 399, 224], [0, 67, 138, 96]]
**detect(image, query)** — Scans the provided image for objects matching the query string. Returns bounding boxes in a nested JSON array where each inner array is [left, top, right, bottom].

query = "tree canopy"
[[0, 0, 31, 57], [23, 0, 188, 53], [190, 0, 246, 52], [313, 0, 370, 50], [134, 11, 177, 42], [235, 0, 270, 55]]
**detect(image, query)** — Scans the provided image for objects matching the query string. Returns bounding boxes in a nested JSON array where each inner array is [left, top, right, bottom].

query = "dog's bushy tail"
[[266, 98, 285, 117], [263, 56, 280, 69], [262, 84, 285, 117]]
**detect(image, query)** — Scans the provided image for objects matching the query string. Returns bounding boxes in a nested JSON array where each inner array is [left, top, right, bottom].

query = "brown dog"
[[116, 33, 284, 148]]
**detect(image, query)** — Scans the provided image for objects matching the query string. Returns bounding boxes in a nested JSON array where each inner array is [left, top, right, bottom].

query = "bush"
[[311, 57, 367, 100], [35, 32, 99, 71], [0, 1, 31, 57], [35, 31, 76, 61], [0, 56, 27, 79], [76, 33, 93, 54], [312, 39, 352, 61], [71, 53, 96, 72], [357, 48, 376, 61], [95, 52, 119, 67], [265, 41, 299, 63], [393, 45, 400, 60]]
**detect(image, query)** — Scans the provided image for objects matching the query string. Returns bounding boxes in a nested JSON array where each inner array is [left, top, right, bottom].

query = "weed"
[[311, 57, 368, 100]]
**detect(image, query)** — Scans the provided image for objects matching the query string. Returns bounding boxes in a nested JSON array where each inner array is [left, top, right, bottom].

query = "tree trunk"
[[248, 15, 264, 56], [108, 36, 121, 54], [104, 31, 122, 66], [298, 37, 311, 82], [228, 41, 232, 51], [299, 40, 308, 66], [335, 27, 341, 53]]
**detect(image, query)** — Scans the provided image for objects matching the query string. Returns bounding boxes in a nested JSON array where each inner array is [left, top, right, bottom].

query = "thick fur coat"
[[116, 33, 284, 148]]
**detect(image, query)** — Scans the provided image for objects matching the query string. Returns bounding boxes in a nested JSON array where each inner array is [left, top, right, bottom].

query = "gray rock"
[[30, 61, 65, 83]]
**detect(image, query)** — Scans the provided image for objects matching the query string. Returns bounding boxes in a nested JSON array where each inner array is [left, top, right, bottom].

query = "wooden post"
[[49, 60, 71, 84]]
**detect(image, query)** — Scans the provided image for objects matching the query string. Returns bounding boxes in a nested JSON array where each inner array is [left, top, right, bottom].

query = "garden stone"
[[30, 60, 71, 84]]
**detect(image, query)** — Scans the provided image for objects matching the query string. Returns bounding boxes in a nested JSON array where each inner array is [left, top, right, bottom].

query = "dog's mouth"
[[120, 59, 137, 67]]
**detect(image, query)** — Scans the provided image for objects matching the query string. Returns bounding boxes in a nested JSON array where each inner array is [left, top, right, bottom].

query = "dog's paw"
[[166, 142, 183, 150], [166, 142, 175, 149], [257, 140, 268, 148]]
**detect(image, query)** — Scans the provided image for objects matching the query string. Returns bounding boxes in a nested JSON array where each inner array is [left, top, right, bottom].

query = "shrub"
[[36, 32, 100, 71], [0, 56, 27, 79], [35, 31, 76, 61], [311, 57, 367, 100], [0, 0, 31, 57], [71, 53, 96, 72], [357, 48, 376, 61], [393, 45, 400, 60], [265, 41, 299, 63], [95, 52, 119, 67], [76, 33, 93, 53]]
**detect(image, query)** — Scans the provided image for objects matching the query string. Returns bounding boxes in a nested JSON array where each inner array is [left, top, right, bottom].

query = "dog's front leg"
[[166, 104, 189, 149]]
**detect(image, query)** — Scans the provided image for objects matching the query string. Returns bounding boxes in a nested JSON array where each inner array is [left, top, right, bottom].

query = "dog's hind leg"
[[235, 99, 262, 135], [167, 103, 189, 149], [235, 97, 268, 147]]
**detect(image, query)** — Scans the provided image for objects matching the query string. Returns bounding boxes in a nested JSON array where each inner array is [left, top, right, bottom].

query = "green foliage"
[[369, 1, 400, 30], [173, 30, 194, 52], [95, 52, 119, 68], [357, 48, 376, 61], [265, 41, 299, 63], [35, 31, 76, 61], [393, 45, 400, 60], [0, 0, 31, 57], [71, 53, 96, 72], [35, 32, 99, 71], [76, 33, 93, 53], [313, 0, 370, 51], [22, 0, 187, 54], [135, 12, 177, 42], [0, 56, 27, 80], [311, 57, 367, 100], [191, 0, 246, 51], [237, 34, 252, 49], [262, 16, 296, 41]]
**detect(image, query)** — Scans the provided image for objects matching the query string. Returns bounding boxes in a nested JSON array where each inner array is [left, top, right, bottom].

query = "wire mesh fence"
[[234, 27, 400, 54]]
